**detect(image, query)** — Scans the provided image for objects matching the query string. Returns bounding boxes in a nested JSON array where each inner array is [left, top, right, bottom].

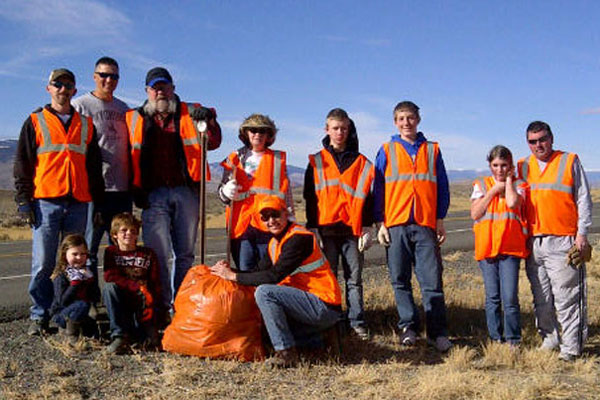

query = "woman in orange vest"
[[219, 114, 293, 271], [471, 145, 528, 346]]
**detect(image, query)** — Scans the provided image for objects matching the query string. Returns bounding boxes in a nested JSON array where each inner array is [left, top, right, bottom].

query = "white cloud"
[[580, 107, 600, 115], [429, 131, 491, 170]]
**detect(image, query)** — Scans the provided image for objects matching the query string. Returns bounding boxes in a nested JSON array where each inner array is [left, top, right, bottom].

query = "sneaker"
[[265, 348, 299, 369], [106, 336, 129, 355], [427, 336, 453, 353], [352, 325, 371, 341], [558, 352, 579, 362], [399, 328, 417, 346], [27, 320, 48, 336], [538, 337, 560, 352]]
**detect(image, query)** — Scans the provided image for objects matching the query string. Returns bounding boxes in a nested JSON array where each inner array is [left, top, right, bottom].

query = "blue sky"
[[1, 0, 599, 170]]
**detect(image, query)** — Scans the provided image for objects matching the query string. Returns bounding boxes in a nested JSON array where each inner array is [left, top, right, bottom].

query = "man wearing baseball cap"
[[126, 67, 221, 327], [210, 195, 342, 368], [14, 68, 104, 335]]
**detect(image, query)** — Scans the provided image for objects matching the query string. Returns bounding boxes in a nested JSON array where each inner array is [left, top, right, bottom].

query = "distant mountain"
[[2, 138, 600, 189]]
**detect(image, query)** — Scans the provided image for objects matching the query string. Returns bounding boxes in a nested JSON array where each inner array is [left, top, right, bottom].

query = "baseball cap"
[[145, 67, 173, 87], [258, 196, 286, 213], [48, 68, 75, 84]]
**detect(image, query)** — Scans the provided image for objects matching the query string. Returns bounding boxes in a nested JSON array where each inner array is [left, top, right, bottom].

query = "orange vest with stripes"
[[31, 109, 94, 202], [518, 151, 577, 236], [221, 149, 289, 236], [270, 224, 342, 306], [472, 176, 529, 261], [309, 150, 374, 236], [383, 141, 438, 229], [126, 102, 210, 188]]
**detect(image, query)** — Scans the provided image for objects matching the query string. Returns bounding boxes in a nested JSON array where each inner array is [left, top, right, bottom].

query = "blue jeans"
[[29, 198, 88, 321], [85, 191, 132, 284], [142, 186, 198, 311], [51, 300, 90, 328], [386, 224, 448, 339], [321, 235, 365, 328], [231, 225, 271, 271], [479, 256, 522, 343], [254, 284, 340, 351], [103, 282, 146, 338]]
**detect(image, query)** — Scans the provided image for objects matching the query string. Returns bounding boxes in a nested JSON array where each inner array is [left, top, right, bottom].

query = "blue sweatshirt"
[[373, 132, 450, 224]]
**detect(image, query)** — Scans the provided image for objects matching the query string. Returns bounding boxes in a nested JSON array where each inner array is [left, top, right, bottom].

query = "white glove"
[[377, 224, 390, 247], [358, 227, 374, 253], [221, 179, 240, 201], [309, 228, 324, 249]]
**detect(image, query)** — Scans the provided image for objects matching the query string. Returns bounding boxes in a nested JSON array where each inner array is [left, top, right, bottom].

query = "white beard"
[[143, 98, 177, 115]]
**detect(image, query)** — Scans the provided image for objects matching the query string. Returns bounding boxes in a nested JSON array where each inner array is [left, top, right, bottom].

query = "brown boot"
[[65, 319, 80, 346], [265, 348, 299, 368]]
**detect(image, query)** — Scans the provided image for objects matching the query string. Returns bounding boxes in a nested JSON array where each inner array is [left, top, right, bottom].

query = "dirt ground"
[[2, 247, 600, 400]]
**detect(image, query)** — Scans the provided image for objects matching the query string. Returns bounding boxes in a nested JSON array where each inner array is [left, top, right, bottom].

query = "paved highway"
[[2, 210, 599, 320]]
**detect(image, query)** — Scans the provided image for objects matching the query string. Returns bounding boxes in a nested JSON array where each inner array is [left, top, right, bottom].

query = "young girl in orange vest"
[[218, 114, 294, 271], [50, 234, 97, 344], [471, 145, 529, 346]]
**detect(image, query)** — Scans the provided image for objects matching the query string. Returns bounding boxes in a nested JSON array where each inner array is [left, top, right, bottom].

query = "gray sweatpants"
[[526, 235, 587, 356]]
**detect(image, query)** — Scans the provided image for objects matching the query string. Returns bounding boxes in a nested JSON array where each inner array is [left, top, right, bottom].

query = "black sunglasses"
[[248, 127, 271, 135], [95, 72, 120, 80], [528, 135, 550, 145], [260, 210, 282, 222], [50, 81, 75, 90]]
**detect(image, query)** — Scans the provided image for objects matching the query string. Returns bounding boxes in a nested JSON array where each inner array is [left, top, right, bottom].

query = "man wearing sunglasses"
[[210, 195, 342, 368], [72, 57, 131, 292], [14, 68, 104, 336], [517, 121, 592, 362], [126, 67, 221, 327]]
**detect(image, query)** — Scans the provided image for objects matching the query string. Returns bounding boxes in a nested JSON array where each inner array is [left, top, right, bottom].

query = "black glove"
[[17, 202, 35, 227], [190, 106, 214, 122]]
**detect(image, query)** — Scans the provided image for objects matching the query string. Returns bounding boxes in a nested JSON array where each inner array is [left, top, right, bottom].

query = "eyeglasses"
[[260, 210, 282, 222], [528, 135, 550, 145], [50, 81, 75, 90], [95, 72, 120, 80], [248, 128, 271, 135]]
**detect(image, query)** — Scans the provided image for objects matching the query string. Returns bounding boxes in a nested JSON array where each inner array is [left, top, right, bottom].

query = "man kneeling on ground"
[[210, 196, 342, 368]]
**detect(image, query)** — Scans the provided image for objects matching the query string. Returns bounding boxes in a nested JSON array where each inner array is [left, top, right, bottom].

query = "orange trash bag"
[[162, 265, 265, 361]]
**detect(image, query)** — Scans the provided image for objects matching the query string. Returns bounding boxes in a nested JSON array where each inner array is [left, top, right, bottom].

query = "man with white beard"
[[126, 67, 221, 327]]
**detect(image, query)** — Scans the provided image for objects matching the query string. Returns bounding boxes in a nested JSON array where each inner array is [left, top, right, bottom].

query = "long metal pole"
[[197, 121, 208, 264], [225, 165, 237, 266]]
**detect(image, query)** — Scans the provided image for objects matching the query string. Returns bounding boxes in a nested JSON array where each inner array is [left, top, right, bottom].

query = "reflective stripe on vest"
[[385, 141, 437, 184], [35, 111, 89, 155], [236, 150, 285, 200], [313, 152, 372, 200], [521, 154, 572, 193], [475, 211, 528, 236], [268, 226, 327, 275]]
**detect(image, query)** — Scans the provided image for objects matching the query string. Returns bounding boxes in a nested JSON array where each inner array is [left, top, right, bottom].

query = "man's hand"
[[358, 227, 373, 252], [436, 219, 446, 245], [377, 224, 390, 247], [210, 260, 237, 281], [17, 202, 35, 227], [190, 106, 214, 122], [221, 179, 240, 201], [575, 233, 588, 252], [309, 228, 324, 249]]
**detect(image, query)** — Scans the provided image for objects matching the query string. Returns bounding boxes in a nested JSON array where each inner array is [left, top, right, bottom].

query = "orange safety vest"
[[126, 102, 210, 188], [383, 141, 438, 229], [309, 150, 374, 236], [472, 176, 529, 261], [221, 149, 289, 236], [31, 109, 93, 202], [518, 151, 577, 236], [270, 224, 342, 305]]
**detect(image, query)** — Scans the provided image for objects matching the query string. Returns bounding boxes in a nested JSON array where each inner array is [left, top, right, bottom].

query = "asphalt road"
[[2, 209, 599, 320]]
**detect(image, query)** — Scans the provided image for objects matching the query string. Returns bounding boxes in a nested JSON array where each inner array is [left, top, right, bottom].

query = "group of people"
[[14, 56, 591, 365]]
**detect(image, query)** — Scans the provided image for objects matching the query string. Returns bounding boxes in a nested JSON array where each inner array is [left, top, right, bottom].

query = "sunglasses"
[[528, 135, 550, 145], [50, 81, 75, 90], [95, 72, 120, 80], [248, 128, 271, 135], [260, 210, 282, 222]]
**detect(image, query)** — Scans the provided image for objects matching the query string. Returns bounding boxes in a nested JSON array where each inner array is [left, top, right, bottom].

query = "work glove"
[[137, 286, 154, 322], [190, 106, 214, 122], [358, 227, 374, 252], [567, 244, 592, 267], [377, 224, 391, 247], [221, 179, 240, 201], [309, 228, 324, 249], [17, 202, 35, 227]]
